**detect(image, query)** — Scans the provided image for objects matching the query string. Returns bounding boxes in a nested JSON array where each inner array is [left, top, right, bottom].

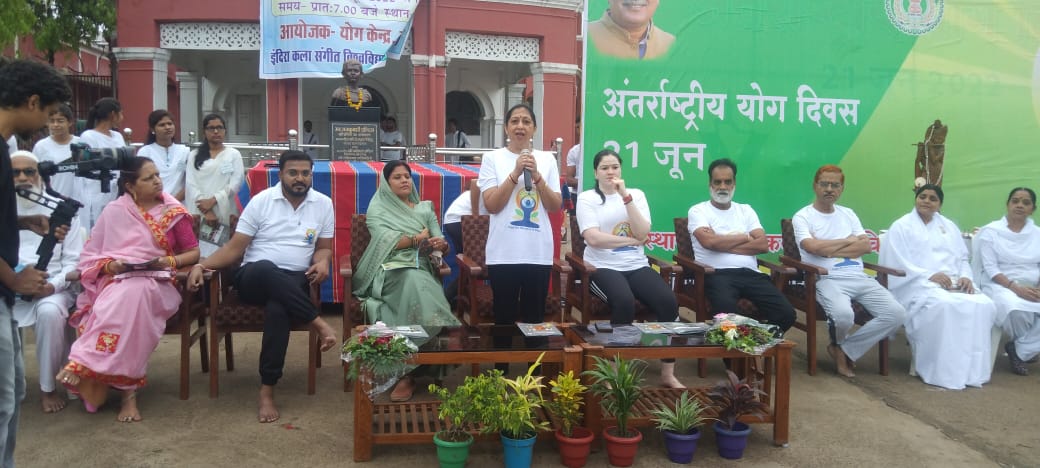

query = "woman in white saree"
[[880, 184, 998, 390], [186, 114, 244, 227], [976, 187, 1040, 376]]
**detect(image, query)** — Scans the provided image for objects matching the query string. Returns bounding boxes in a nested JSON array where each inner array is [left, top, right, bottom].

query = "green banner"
[[583, 0, 1039, 256]]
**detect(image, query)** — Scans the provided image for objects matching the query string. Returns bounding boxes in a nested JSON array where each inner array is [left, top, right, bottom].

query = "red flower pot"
[[554, 427, 594, 468], [602, 426, 642, 467]]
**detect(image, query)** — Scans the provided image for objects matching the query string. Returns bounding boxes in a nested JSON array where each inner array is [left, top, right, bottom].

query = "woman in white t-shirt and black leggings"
[[478, 104, 562, 364], [575, 148, 683, 388]]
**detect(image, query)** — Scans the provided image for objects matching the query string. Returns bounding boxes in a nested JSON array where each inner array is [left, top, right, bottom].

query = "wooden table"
[[352, 324, 583, 462], [563, 325, 793, 447]]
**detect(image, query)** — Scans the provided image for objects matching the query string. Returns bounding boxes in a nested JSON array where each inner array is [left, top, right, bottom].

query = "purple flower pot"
[[713, 421, 751, 460], [662, 428, 701, 463]]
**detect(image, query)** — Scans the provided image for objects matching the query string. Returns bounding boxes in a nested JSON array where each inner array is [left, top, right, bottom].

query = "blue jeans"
[[0, 301, 24, 468]]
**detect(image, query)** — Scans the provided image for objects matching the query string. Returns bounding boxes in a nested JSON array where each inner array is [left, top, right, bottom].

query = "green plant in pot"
[[650, 391, 709, 464], [496, 353, 551, 468], [544, 370, 593, 468], [428, 369, 506, 468], [583, 355, 646, 467], [707, 369, 769, 460]]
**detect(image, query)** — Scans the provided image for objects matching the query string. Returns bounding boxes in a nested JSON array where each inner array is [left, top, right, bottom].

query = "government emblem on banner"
[[886, 0, 944, 36]]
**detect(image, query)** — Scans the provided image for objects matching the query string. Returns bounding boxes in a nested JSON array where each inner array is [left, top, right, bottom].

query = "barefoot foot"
[[828, 344, 856, 378], [41, 391, 67, 413], [117, 391, 142, 423], [258, 385, 279, 423], [660, 374, 686, 389], [312, 317, 338, 352]]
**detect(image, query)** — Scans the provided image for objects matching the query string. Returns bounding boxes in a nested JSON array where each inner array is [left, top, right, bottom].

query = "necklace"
[[345, 87, 364, 111]]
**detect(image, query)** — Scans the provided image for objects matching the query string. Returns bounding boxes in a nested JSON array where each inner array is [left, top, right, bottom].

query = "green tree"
[[0, 0, 36, 50], [32, 0, 116, 64]]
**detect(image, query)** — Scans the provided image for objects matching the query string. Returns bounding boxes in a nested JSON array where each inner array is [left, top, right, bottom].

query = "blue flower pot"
[[662, 428, 701, 463], [501, 431, 537, 468], [713, 421, 751, 460]]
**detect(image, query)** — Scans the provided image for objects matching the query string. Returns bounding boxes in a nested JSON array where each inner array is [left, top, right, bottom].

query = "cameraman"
[[0, 58, 71, 466]]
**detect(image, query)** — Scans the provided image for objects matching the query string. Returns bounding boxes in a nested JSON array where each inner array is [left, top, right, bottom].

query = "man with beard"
[[793, 165, 905, 378], [588, 0, 674, 60], [0, 57, 71, 467], [187, 150, 338, 423], [11, 151, 83, 413], [687, 158, 795, 334]]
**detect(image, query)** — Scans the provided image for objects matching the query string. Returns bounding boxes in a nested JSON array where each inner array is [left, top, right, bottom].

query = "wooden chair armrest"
[[779, 255, 828, 276], [565, 252, 595, 276], [673, 254, 714, 275], [646, 254, 678, 277], [338, 254, 353, 278], [552, 258, 572, 275], [757, 258, 795, 276], [456, 253, 483, 277], [437, 262, 451, 278], [863, 261, 906, 277]]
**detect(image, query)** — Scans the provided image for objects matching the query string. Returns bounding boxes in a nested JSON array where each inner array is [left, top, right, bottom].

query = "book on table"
[[517, 322, 562, 337]]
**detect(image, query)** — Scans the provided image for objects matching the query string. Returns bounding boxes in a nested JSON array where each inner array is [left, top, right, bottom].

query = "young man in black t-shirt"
[[0, 58, 71, 466]]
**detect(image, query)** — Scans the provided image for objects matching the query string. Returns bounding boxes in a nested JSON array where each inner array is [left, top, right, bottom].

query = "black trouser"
[[488, 264, 552, 371], [442, 222, 463, 306], [590, 267, 678, 325], [704, 268, 796, 333], [234, 260, 317, 386]]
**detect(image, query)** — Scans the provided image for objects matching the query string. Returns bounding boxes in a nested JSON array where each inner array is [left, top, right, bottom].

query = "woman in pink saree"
[[56, 156, 199, 422]]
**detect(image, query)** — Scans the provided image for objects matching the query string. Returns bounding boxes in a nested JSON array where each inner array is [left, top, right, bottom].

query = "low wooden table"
[[352, 323, 583, 462], [564, 325, 794, 447]]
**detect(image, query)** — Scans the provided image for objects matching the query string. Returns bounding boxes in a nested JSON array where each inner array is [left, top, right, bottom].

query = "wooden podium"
[[328, 106, 380, 161]]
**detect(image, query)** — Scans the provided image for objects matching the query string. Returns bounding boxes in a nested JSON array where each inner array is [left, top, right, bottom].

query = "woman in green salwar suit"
[[353, 160, 460, 401]]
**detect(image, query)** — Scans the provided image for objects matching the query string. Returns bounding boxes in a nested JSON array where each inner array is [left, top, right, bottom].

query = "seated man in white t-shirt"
[[688, 158, 795, 334], [441, 188, 488, 307], [792, 165, 906, 378], [188, 150, 338, 423]]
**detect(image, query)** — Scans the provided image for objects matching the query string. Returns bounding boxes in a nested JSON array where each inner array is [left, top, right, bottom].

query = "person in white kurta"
[[975, 187, 1040, 376], [136, 110, 189, 200], [31, 104, 81, 198], [11, 151, 83, 412], [186, 114, 244, 227], [880, 185, 998, 389], [78, 98, 127, 231]]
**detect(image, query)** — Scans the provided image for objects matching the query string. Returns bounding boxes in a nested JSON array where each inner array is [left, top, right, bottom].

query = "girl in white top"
[[136, 109, 189, 201], [575, 148, 683, 388], [187, 113, 244, 227], [77, 97, 126, 230], [31, 103, 80, 197], [477, 104, 562, 331]]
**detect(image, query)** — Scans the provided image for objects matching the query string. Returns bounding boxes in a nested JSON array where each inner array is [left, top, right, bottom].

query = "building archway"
[[445, 90, 483, 140]]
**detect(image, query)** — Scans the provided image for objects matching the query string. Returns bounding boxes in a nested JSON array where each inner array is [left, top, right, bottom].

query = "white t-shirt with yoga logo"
[[793, 204, 868, 278], [576, 188, 650, 272]]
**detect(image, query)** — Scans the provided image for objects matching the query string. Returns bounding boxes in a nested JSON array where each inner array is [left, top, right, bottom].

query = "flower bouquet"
[[342, 321, 418, 398], [704, 313, 781, 355]]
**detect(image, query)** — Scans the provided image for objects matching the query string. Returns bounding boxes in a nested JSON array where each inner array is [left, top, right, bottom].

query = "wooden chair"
[[205, 216, 323, 398], [168, 268, 209, 400], [455, 214, 569, 325], [672, 217, 793, 377], [777, 218, 903, 375], [563, 216, 677, 325], [339, 213, 450, 391]]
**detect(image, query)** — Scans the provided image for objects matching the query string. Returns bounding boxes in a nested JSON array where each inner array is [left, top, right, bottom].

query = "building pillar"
[[266, 79, 299, 141], [410, 55, 448, 145], [530, 62, 579, 151], [113, 47, 171, 139], [175, 72, 200, 144]]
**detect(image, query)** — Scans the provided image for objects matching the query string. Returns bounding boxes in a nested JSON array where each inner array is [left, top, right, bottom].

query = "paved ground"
[[13, 312, 1037, 468]]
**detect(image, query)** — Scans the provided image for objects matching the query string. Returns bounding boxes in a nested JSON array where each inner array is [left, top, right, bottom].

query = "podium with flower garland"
[[329, 106, 380, 161]]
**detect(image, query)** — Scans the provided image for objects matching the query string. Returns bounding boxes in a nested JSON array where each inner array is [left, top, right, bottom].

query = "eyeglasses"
[[12, 168, 37, 177], [205, 126, 226, 132], [284, 169, 312, 178], [816, 181, 843, 189]]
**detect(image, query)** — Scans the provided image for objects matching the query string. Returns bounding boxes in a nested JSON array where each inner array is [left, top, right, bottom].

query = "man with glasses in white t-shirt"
[[792, 165, 905, 378]]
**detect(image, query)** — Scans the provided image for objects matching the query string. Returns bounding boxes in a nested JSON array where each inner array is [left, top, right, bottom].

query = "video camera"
[[36, 142, 137, 193]]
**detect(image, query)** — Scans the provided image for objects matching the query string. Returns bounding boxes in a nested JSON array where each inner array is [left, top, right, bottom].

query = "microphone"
[[521, 139, 533, 191]]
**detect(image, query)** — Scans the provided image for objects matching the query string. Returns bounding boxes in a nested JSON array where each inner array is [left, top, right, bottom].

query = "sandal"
[[1006, 342, 1029, 376]]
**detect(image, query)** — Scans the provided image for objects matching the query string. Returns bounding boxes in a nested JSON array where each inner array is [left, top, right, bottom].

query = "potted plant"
[[650, 391, 709, 464], [341, 321, 417, 399], [428, 369, 507, 468], [707, 369, 769, 459], [544, 370, 593, 468], [582, 355, 646, 467], [496, 353, 551, 468]]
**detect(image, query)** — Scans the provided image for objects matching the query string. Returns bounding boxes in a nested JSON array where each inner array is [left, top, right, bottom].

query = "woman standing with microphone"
[[478, 104, 562, 347]]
